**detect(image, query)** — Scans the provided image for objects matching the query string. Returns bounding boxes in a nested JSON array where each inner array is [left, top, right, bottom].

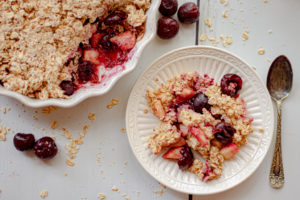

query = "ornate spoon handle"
[[269, 100, 284, 189]]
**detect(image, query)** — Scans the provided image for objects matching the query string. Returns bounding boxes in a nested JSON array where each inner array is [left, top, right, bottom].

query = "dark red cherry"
[[213, 122, 236, 146], [157, 17, 179, 39], [34, 137, 58, 160], [104, 11, 126, 25], [100, 34, 115, 50], [221, 74, 243, 97], [13, 133, 35, 151], [177, 146, 194, 170], [192, 93, 211, 114], [59, 80, 77, 96], [178, 2, 199, 24], [159, 0, 178, 16], [77, 61, 95, 83]]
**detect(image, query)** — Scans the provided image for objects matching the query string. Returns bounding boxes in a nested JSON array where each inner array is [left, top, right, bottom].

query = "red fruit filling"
[[60, 10, 139, 95]]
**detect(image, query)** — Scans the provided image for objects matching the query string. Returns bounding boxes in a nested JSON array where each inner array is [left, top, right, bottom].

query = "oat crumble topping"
[[146, 72, 253, 181], [0, 0, 150, 99]]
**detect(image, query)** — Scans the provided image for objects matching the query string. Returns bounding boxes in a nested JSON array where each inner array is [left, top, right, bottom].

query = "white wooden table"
[[0, 0, 299, 199]]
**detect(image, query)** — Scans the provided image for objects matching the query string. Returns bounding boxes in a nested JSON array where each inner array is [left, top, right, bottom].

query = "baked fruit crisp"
[[146, 72, 253, 182], [0, 0, 150, 99]]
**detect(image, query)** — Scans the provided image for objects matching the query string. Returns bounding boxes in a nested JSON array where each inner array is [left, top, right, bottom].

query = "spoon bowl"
[[267, 55, 293, 101]]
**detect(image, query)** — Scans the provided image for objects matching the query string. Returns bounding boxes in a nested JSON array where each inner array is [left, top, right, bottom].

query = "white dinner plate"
[[125, 46, 274, 195]]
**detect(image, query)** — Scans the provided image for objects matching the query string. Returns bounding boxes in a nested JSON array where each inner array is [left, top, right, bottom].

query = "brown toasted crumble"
[[112, 186, 119, 191], [88, 112, 96, 121], [51, 121, 58, 130], [120, 128, 126, 133], [259, 128, 265, 133], [40, 190, 48, 199], [258, 48, 265, 55], [144, 109, 149, 114], [66, 159, 75, 167], [98, 193, 106, 199]]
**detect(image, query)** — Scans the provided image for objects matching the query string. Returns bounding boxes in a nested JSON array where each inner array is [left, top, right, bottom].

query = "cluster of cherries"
[[164, 74, 243, 170], [13, 133, 58, 160], [157, 0, 200, 39]]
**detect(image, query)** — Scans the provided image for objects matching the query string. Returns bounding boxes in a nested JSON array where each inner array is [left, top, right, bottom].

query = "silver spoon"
[[267, 55, 293, 189]]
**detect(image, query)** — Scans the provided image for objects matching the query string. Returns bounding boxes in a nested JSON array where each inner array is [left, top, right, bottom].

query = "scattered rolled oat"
[[98, 193, 106, 199], [144, 109, 149, 114], [120, 128, 126, 133], [42, 106, 57, 114], [88, 112, 96, 121], [242, 32, 249, 40], [51, 121, 58, 130], [158, 182, 167, 189], [1, 108, 6, 114], [66, 159, 75, 167], [268, 29, 273, 34], [220, 0, 229, 6], [258, 48, 265, 55], [62, 128, 72, 139], [204, 18, 212, 27], [222, 36, 233, 47], [40, 190, 48, 199], [112, 186, 119, 191], [259, 128, 265, 133], [199, 33, 207, 42], [80, 125, 90, 137], [153, 189, 164, 195], [107, 98, 120, 109], [33, 116, 39, 121], [222, 10, 228, 18], [0, 126, 8, 141], [264, 0, 269, 3]]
